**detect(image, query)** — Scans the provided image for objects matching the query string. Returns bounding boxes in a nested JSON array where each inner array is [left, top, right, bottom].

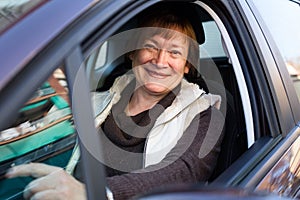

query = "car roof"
[[0, 0, 94, 91]]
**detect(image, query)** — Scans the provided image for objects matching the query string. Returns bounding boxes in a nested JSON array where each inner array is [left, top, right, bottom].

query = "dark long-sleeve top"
[[72, 77, 224, 199], [105, 105, 224, 200]]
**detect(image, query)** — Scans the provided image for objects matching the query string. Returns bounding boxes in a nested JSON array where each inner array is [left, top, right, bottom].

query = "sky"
[[253, 0, 300, 61]]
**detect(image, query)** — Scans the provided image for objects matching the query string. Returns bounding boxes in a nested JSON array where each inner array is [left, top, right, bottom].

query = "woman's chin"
[[143, 83, 171, 95]]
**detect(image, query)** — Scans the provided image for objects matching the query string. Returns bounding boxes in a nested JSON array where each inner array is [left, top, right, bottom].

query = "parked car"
[[0, 0, 300, 199]]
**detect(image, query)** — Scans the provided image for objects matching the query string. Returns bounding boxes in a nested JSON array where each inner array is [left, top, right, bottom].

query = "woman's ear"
[[184, 65, 190, 74], [128, 52, 135, 60]]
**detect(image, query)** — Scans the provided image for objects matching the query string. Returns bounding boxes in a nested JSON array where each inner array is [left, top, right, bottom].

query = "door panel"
[[256, 133, 300, 198]]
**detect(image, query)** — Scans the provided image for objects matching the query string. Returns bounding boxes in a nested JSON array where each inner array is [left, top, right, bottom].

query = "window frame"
[[200, 0, 296, 187], [242, 0, 298, 133], [247, 0, 300, 124], [197, 1, 255, 147]]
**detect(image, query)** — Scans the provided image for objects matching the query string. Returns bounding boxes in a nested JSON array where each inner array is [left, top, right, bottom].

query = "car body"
[[0, 0, 300, 199]]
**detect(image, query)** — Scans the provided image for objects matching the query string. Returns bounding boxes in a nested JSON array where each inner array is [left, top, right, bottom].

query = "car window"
[[86, 41, 108, 70], [0, 0, 45, 34], [200, 21, 227, 58], [251, 0, 300, 102], [0, 66, 76, 200], [83, 2, 250, 182], [86, 41, 110, 91], [195, 2, 253, 179]]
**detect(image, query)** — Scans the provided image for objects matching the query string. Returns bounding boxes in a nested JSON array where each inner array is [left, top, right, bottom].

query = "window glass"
[[86, 41, 111, 91], [83, 3, 248, 182], [200, 21, 226, 58], [0, 0, 44, 34], [94, 41, 108, 70], [86, 41, 108, 71], [0, 67, 75, 200], [251, 0, 300, 101]]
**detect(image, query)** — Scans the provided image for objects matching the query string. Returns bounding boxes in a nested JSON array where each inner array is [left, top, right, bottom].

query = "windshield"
[[0, 0, 45, 34]]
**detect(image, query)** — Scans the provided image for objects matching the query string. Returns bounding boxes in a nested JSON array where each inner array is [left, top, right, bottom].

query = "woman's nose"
[[154, 49, 168, 67]]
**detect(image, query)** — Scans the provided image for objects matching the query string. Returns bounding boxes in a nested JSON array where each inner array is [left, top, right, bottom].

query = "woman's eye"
[[169, 50, 182, 56], [144, 44, 157, 51]]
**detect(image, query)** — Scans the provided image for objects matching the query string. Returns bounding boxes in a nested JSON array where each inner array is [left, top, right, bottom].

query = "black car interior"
[[87, 2, 248, 181], [0, 3, 248, 199]]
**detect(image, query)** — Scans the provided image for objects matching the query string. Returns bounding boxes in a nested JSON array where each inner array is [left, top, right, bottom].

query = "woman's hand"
[[5, 163, 86, 200]]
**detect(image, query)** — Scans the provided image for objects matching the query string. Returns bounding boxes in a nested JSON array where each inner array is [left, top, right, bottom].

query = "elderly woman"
[[5, 4, 224, 200]]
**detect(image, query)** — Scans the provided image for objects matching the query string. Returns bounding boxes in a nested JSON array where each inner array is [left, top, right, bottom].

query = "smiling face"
[[130, 31, 190, 96]]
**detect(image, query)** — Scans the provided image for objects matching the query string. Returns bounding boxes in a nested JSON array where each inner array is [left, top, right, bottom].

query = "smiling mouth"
[[145, 68, 169, 79]]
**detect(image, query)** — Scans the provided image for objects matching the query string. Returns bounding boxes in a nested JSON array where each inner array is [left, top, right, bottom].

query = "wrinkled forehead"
[[136, 27, 191, 45]]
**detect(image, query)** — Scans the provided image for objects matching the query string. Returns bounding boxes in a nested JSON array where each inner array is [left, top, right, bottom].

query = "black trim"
[[243, 0, 296, 135], [239, 127, 300, 188], [65, 46, 107, 200], [289, 0, 300, 5], [197, 0, 286, 187], [216, 0, 270, 138], [211, 136, 279, 186]]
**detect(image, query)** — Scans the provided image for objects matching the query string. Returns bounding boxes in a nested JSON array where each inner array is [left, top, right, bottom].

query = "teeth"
[[146, 69, 167, 78], [149, 71, 166, 78]]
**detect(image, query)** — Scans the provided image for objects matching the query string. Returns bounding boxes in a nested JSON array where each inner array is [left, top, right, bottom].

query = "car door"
[[236, 0, 300, 198], [84, 1, 299, 199], [200, 0, 300, 199], [0, 0, 140, 199], [64, 0, 300, 198], [0, 0, 280, 199], [0, 65, 77, 199], [82, 0, 272, 194], [1, 0, 299, 199]]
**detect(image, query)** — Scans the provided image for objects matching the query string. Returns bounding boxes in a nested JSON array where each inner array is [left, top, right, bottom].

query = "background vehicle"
[[0, 0, 300, 199]]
